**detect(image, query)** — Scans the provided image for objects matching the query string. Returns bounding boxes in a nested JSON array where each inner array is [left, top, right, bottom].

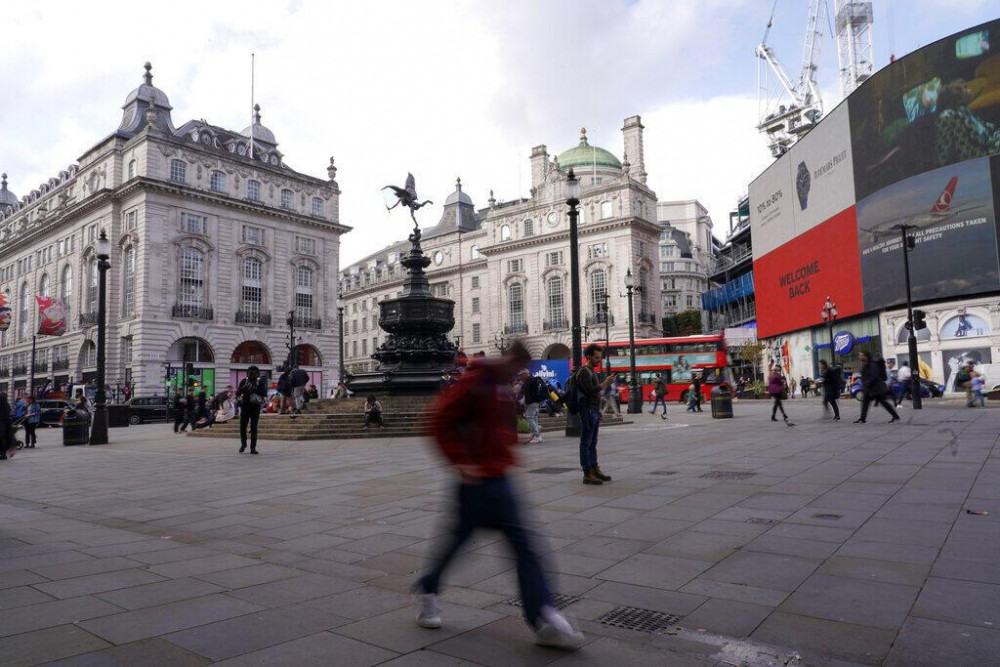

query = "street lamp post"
[[599, 292, 611, 377], [565, 169, 582, 436], [336, 297, 345, 381], [89, 230, 112, 445], [820, 296, 838, 365], [623, 268, 642, 414], [493, 331, 511, 354], [897, 225, 923, 410], [285, 310, 297, 369]]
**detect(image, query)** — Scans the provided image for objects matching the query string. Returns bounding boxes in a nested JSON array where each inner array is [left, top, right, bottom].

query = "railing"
[[504, 322, 528, 335], [638, 311, 657, 325], [79, 312, 99, 327], [12, 365, 27, 376], [709, 245, 753, 275], [33, 361, 48, 373], [52, 359, 70, 371], [235, 310, 272, 326], [586, 313, 614, 327], [172, 304, 214, 320], [292, 316, 322, 330], [543, 318, 569, 331]]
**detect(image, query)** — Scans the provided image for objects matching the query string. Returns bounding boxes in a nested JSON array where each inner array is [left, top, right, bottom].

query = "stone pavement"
[[0, 397, 997, 666]]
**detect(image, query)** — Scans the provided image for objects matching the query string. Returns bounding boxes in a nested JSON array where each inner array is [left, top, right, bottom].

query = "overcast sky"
[[1, 1, 996, 265]]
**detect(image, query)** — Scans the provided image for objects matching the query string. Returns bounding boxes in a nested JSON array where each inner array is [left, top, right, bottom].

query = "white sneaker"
[[534, 606, 585, 648], [527, 436, 542, 445], [415, 593, 442, 629]]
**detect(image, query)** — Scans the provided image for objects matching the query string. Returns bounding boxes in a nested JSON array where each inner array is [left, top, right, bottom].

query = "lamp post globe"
[[89, 230, 113, 445], [821, 297, 838, 364]]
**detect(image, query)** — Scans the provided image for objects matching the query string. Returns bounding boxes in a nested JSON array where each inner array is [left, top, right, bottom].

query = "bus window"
[[699, 368, 722, 384]]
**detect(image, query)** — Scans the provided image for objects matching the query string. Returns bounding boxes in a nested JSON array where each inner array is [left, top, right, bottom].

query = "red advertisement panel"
[[754, 206, 865, 339]]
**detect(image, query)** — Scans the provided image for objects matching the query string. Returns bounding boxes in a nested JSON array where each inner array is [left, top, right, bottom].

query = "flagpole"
[[249, 53, 255, 160]]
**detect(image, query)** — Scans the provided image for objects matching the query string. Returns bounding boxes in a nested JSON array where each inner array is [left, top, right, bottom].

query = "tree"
[[736, 340, 765, 382], [661, 310, 703, 336]]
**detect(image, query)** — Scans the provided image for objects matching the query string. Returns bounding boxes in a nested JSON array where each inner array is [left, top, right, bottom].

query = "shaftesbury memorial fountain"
[[346, 174, 457, 396]]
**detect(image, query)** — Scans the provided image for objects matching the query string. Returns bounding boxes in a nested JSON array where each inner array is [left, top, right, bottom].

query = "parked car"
[[125, 395, 171, 425], [36, 399, 81, 427], [851, 378, 943, 401]]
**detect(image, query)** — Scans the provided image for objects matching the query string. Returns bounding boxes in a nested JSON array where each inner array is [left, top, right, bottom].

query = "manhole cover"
[[700, 471, 758, 481], [650, 470, 677, 476], [507, 593, 579, 610], [812, 513, 842, 521], [596, 605, 682, 633], [527, 467, 578, 475], [746, 517, 778, 525]]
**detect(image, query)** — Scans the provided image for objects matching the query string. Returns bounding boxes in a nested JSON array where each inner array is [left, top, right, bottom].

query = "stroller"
[[1, 415, 25, 460]]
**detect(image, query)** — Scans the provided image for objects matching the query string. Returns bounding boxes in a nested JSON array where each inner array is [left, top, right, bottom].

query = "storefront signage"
[[833, 331, 855, 355]]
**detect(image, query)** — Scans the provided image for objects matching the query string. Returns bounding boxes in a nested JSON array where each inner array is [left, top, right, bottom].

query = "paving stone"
[[910, 577, 1000, 628], [45, 637, 209, 666], [34, 568, 167, 599], [226, 573, 361, 607], [302, 586, 411, 620], [835, 539, 941, 565], [595, 552, 713, 590], [333, 603, 502, 654], [751, 612, 896, 665], [0, 596, 124, 639], [745, 534, 841, 560], [214, 631, 398, 666], [699, 551, 820, 592], [597, 516, 693, 541], [429, 615, 588, 667], [817, 555, 930, 586], [678, 598, 772, 638], [0, 624, 111, 666], [165, 603, 349, 660], [885, 617, 1000, 667], [78, 594, 263, 644], [28, 557, 141, 581], [852, 517, 953, 548], [192, 563, 301, 589], [127, 545, 219, 565], [644, 530, 749, 561], [779, 573, 919, 630], [379, 649, 480, 665], [96, 577, 226, 610], [147, 554, 261, 579], [0, 585, 56, 610], [555, 536, 653, 561], [584, 580, 707, 615]]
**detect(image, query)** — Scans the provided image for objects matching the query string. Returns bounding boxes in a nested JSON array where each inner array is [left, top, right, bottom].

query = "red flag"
[[36, 297, 67, 336]]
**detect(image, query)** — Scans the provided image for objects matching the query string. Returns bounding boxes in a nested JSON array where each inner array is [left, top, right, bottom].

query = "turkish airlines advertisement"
[[856, 156, 1000, 310], [753, 206, 865, 339]]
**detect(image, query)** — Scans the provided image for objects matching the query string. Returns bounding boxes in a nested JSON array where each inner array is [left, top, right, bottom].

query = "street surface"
[[0, 397, 996, 666]]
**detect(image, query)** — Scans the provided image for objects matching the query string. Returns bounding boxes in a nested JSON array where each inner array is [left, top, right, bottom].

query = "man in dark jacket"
[[236, 366, 267, 454], [576, 343, 615, 485], [819, 360, 841, 421], [184, 389, 197, 428], [855, 351, 900, 424], [290, 367, 310, 414], [692, 372, 704, 412], [173, 391, 189, 432], [276, 367, 293, 414]]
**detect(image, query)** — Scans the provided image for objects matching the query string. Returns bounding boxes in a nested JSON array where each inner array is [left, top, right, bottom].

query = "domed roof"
[[122, 63, 172, 110], [444, 177, 473, 206], [557, 127, 621, 171], [242, 105, 276, 145], [0, 173, 17, 207]]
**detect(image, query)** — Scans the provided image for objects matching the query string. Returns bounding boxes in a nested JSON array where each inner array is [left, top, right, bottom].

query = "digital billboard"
[[856, 156, 999, 310], [850, 19, 1000, 201], [753, 206, 865, 339]]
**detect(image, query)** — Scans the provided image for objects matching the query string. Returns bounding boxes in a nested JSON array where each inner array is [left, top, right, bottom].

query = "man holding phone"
[[575, 343, 615, 485]]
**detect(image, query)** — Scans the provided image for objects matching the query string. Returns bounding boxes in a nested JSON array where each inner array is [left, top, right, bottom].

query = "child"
[[685, 384, 698, 412], [970, 373, 986, 408]]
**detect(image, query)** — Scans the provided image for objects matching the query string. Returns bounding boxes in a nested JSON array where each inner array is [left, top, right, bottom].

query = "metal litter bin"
[[62, 411, 90, 446], [710, 384, 734, 419]]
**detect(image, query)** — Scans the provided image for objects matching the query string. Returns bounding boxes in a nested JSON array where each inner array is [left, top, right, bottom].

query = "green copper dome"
[[557, 127, 622, 171]]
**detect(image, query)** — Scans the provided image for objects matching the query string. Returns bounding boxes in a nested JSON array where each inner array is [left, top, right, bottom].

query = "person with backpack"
[[855, 351, 900, 424], [236, 365, 267, 454], [768, 369, 789, 422], [819, 360, 841, 421], [414, 340, 585, 648], [571, 344, 615, 485], [276, 367, 293, 414], [955, 363, 974, 404], [649, 374, 667, 419], [521, 373, 546, 444], [290, 366, 310, 414]]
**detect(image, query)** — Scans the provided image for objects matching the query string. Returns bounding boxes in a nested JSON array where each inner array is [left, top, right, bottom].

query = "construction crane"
[[756, 0, 827, 158], [835, 0, 874, 96]]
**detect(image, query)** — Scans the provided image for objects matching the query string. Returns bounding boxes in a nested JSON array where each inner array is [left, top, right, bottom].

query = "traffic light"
[[185, 362, 195, 387], [912, 309, 927, 331]]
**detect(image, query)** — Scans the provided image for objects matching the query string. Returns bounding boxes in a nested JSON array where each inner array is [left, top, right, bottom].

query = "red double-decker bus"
[[593, 334, 730, 403]]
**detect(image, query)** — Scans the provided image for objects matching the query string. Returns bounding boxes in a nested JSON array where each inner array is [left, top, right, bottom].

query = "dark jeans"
[[417, 476, 552, 628], [823, 396, 840, 419], [173, 414, 188, 432], [860, 394, 899, 421], [364, 410, 383, 427], [579, 408, 601, 472], [239, 404, 261, 451], [650, 396, 667, 415], [23, 423, 37, 446], [771, 396, 787, 418]]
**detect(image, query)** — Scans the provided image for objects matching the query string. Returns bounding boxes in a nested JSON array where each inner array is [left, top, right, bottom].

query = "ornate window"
[[508, 282, 525, 329], [179, 248, 205, 308], [639, 267, 650, 315], [523, 219, 534, 237], [170, 159, 187, 183], [500, 224, 511, 241], [295, 237, 316, 254], [547, 275, 565, 325], [122, 246, 136, 317], [247, 180, 261, 201], [182, 213, 207, 235], [295, 265, 314, 320], [210, 171, 226, 192], [281, 189, 294, 209], [312, 197, 324, 216], [589, 268, 607, 317], [18, 282, 28, 340], [125, 210, 137, 231], [60, 265, 72, 301], [86, 258, 98, 313], [242, 225, 264, 245], [600, 201, 613, 219], [241, 257, 263, 316], [39, 274, 50, 298]]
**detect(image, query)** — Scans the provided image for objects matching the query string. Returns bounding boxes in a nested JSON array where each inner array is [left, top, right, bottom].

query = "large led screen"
[[753, 206, 865, 339], [856, 156, 999, 311], [850, 19, 1000, 201]]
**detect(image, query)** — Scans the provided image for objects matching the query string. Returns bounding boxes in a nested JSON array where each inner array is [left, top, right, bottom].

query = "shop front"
[[811, 314, 883, 377]]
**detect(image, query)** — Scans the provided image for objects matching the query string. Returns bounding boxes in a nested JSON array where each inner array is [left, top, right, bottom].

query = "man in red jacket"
[[414, 341, 585, 649]]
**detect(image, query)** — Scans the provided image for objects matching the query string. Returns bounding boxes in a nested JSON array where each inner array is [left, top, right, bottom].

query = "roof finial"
[[1, 173, 7, 190], [253, 104, 261, 124], [143, 62, 153, 86], [455, 176, 462, 190], [488, 189, 496, 207], [580, 126, 588, 144]]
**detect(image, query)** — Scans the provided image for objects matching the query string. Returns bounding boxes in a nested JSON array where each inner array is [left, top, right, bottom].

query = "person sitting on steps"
[[363, 395, 384, 430]]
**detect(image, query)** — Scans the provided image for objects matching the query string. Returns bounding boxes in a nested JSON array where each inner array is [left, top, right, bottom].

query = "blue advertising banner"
[[526, 360, 571, 388]]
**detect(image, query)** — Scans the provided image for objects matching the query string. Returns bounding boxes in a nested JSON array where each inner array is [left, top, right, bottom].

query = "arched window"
[[86, 258, 98, 313], [179, 248, 204, 309], [241, 257, 263, 318], [508, 282, 525, 330], [500, 224, 511, 241], [39, 274, 50, 298], [127, 160, 136, 180], [470, 245, 480, 260], [122, 247, 136, 317], [18, 282, 29, 339], [547, 275, 565, 326], [589, 268, 607, 319], [61, 265, 72, 301], [295, 265, 314, 321], [600, 201, 613, 220], [210, 171, 225, 192]]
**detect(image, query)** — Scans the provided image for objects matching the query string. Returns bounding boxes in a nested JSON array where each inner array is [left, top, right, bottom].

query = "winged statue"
[[382, 173, 433, 225]]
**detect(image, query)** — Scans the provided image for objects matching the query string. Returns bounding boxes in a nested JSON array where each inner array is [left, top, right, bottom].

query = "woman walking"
[[768, 369, 789, 422], [819, 360, 841, 421], [23, 397, 40, 448]]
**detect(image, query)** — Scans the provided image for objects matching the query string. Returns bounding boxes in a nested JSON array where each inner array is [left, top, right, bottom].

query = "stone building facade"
[[0, 64, 347, 400], [656, 200, 714, 320], [340, 119, 663, 371]]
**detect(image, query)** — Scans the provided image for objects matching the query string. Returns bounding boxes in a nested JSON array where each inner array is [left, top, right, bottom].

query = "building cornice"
[[342, 257, 488, 300], [480, 216, 661, 256]]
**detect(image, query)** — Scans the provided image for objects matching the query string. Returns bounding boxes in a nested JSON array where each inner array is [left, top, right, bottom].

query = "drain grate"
[[699, 471, 758, 481], [746, 517, 778, 525], [507, 593, 579, 610], [811, 513, 842, 521], [596, 605, 682, 634], [650, 470, 678, 476], [528, 467, 578, 475]]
